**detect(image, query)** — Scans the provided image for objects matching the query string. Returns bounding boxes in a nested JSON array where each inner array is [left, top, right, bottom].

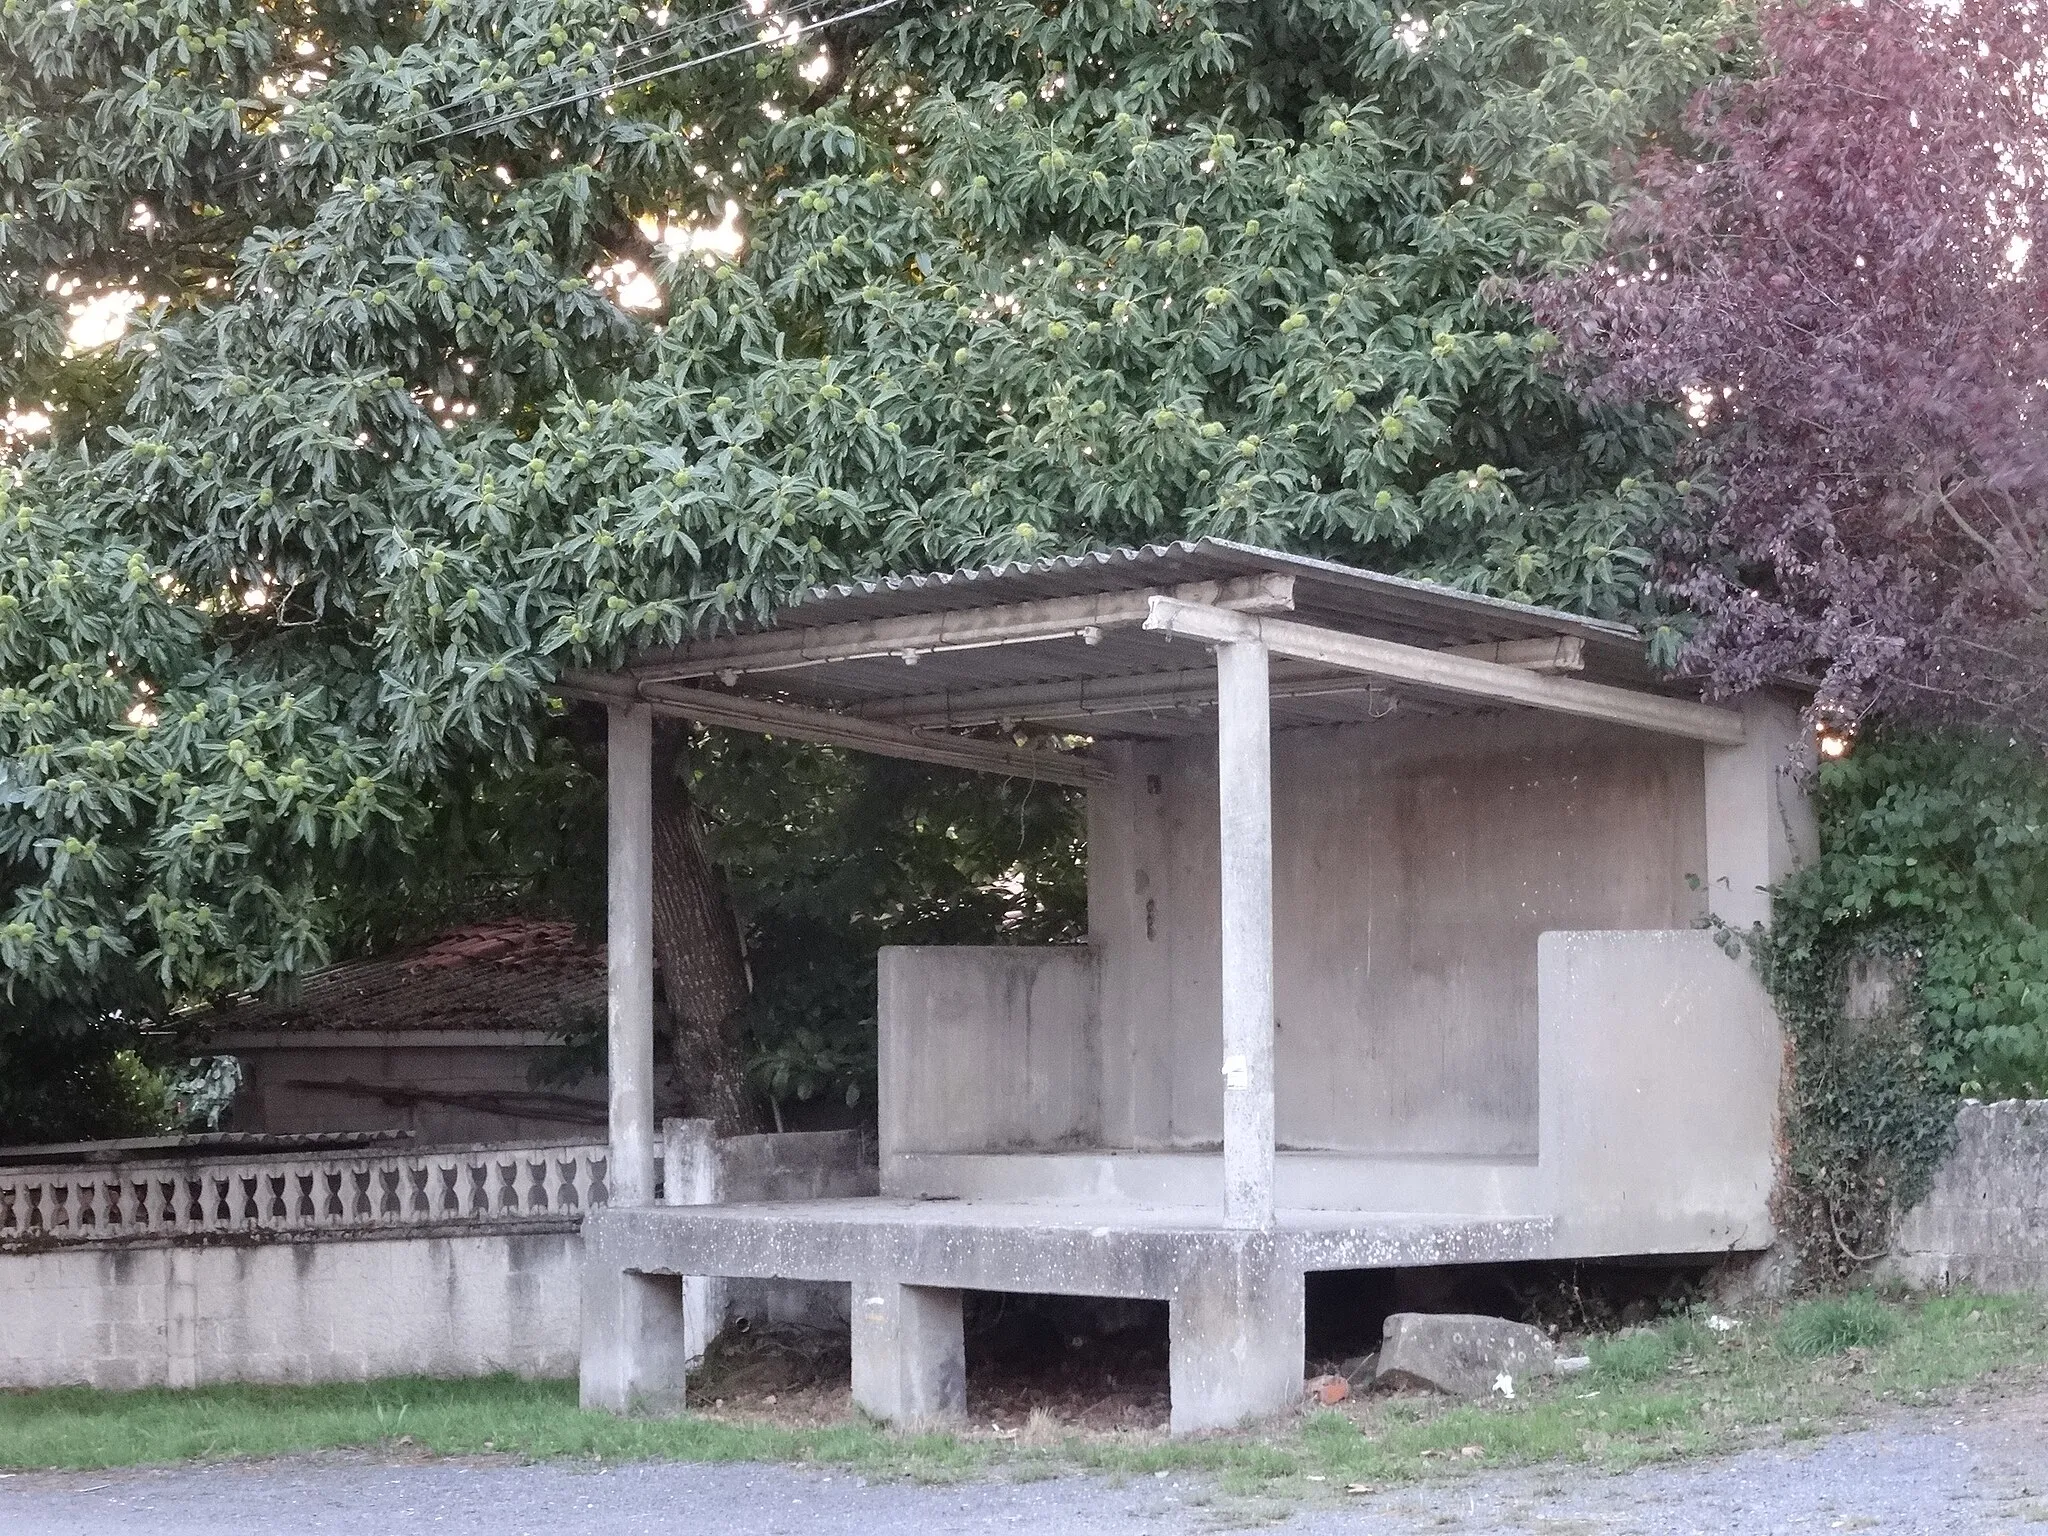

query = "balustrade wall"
[[0, 1139, 608, 1249]]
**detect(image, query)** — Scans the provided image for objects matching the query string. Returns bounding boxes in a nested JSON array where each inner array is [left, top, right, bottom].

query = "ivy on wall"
[[1754, 728, 2048, 1277]]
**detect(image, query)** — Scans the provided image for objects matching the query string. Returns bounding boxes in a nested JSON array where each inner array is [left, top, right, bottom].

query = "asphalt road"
[[3, 1401, 2043, 1535]]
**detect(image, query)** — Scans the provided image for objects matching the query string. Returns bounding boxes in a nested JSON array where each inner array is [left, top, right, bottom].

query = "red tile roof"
[[195, 918, 605, 1036]]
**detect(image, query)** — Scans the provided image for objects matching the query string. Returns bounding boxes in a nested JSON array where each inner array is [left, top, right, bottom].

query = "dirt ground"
[[689, 1296, 1177, 1432]]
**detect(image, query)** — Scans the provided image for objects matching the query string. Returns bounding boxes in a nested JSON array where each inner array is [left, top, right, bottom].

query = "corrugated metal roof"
[[790, 539, 1643, 652], [599, 539, 1671, 742]]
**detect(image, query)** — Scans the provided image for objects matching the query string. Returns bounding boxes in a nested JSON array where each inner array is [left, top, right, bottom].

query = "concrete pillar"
[[165, 1246, 198, 1389], [1167, 1247, 1303, 1435], [1090, 740, 1176, 1151], [607, 704, 657, 1209], [1704, 692, 1817, 931], [661, 1117, 729, 1368], [578, 1255, 690, 1415], [850, 1278, 966, 1426], [1215, 639, 1275, 1229]]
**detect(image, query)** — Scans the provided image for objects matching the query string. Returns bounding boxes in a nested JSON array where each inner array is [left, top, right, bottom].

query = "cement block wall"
[[1087, 713, 1710, 1157], [0, 1229, 583, 1390], [1893, 1100, 2048, 1293]]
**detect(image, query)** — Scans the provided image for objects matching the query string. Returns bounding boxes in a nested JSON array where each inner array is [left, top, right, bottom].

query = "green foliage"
[[0, 1033, 168, 1146], [1776, 731, 2048, 1096], [1, 0, 1739, 1063], [1756, 728, 2048, 1279], [1774, 1293, 1899, 1359], [700, 741, 1085, 1112]]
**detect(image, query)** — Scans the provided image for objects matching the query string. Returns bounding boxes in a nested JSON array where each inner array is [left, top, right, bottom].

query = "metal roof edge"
[[789, 537, 1644, 647], [1189, 538, 1646, 645]]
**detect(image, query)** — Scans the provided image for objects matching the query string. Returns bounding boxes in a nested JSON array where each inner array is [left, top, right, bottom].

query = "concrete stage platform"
[[580, 1198, 1554, 1433]]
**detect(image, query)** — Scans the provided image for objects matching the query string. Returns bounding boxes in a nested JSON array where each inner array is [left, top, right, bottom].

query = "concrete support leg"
[[579, 1263, 690, 1415], [1215, 638, 1276, 1230], [1168, 1252, 1303, 1435], [662, 1117, 728, 1369], [850, 1278, 966, 1427]]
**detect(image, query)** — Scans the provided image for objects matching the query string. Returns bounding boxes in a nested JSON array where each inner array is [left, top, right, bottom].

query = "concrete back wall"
[[1089, 714, 1708, 1157]]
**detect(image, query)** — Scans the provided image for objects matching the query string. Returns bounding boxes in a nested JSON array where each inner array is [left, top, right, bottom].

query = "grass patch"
[[0, 1376, 962, 1477], [3, 1290, 2043, 1496], [1776, 1293, 1901, 1358], [1588, 1331, 1674, 1384]]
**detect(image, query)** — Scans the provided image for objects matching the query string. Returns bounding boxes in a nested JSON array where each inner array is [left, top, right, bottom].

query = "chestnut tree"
[[0, 0, 1737, 1127]]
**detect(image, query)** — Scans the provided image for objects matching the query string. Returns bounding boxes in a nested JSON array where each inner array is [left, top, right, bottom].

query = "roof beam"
[[859, 639, 1582, 729], [858, 660, 1389, 729], [1142, 600, 1745, 746], [624, 573, 1295, 684], [1444, 635, 1584, 674], [555, 672, 1109, 788]]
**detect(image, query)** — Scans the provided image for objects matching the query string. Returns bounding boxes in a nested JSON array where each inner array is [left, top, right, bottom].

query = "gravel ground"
[[3, 1399, 2044, 1535]]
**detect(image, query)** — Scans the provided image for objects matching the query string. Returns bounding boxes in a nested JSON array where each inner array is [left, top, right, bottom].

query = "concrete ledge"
[[884, 1150, 1543, 1215], [583, 1199, 1555, 1300], [581, 1199, 1544, 1435]]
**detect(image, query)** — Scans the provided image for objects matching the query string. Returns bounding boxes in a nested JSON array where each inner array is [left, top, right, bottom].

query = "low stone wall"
[[1, 1227, 581, 1391], [0, 1126, 874, 1391], [1893, 1100, 2048, 1293]]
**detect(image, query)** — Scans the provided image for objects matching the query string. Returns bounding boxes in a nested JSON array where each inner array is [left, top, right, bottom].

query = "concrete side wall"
[[0, 1230, 580, 1391], [720, 1128, 878, 1202], [1537, 930, 1780, 1254], [1893, 1100, 2048, 1293], [877, 932, 1782, 1258], [878, 945, 1100, 1164], [230, 1043, 605, 1145], [1090, 714, 1708, 1158]]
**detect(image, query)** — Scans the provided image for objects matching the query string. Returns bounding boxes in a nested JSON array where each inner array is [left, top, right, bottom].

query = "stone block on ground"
[[1338, 1352, 1379, 1388], [1304, 1373, 1349, 1405], [1374, 1313, 1556, 1399]]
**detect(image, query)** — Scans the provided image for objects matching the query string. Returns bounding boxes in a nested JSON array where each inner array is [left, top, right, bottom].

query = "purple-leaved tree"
[[1539, 0, 2048, 734]]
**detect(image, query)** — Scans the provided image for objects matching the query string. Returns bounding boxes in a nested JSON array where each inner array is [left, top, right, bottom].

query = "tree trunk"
[[650, 721, 759, 1135]]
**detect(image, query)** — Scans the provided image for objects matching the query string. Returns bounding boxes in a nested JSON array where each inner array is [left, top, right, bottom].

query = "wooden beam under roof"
[[555, 672, 1110, 788], [857, 639, 1579, 729], [1142, 599, 1745, 746], [1446, 635, 1584, 673], [623, 574, 1295, 684], [856, 660, 1394, 729]]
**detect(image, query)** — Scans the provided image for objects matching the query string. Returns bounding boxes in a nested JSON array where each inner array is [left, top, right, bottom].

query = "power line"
[[202, 0, 903, 197], [416, 0, 766, 148], [196, 4, 756, 198], [419, 0, 905, 148]]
